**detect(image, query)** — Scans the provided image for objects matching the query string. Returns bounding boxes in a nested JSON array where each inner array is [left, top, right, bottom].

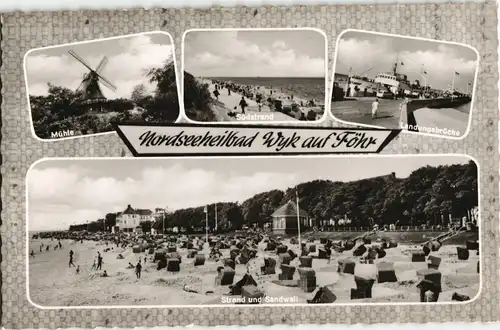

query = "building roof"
[[121, 205, 152, 216], [271, 200, 308, 218], [137, 209, 153, 216]]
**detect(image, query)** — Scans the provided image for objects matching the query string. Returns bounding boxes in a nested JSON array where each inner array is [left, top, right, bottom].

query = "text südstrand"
[[138, 130, 378, 152]]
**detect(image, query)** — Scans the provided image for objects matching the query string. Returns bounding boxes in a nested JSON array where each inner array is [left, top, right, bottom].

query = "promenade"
[[331, 98, 403, 128]]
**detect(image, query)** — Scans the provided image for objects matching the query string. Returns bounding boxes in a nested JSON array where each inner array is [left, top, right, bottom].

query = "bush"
[[183, 71, 216, 121]]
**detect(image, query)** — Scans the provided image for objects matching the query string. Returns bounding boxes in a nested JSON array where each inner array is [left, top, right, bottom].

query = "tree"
[[131, 84, 147, 103], [143, 58, 180, 123], [74, 162, 477, 233], [105, 213, 117, 229], [140, 220, 152, 233]]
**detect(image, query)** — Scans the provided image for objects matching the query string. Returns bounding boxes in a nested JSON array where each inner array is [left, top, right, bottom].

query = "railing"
[[316, 225, 452, 233]]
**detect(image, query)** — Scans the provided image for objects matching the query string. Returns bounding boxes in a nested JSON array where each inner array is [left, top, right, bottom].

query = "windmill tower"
[[68, 49, 117, 112]]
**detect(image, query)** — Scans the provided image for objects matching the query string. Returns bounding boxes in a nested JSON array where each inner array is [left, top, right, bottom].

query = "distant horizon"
[[205, 76, 324, 79], [28, 156, 473, 231], [185, 71, 325, 79]]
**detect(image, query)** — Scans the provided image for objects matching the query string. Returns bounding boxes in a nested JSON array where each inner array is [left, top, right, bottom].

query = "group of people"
[[30, 240, 63, 258], [213, 84, 251, 113], [211, 80, 318, 116]]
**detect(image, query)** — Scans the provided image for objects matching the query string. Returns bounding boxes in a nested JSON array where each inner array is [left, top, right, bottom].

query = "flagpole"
[[205, 206, 208, 243], [215, 203, 218, 232], [451, 69, 456, 100], [296, 187, 301, 247], [162, 208, 166, 234], [420, 65, 427, 88]]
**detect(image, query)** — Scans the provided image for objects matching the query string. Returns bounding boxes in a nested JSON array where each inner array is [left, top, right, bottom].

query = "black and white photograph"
[[330, 30, 478, 138], [182, 29, 327, 123], [27, 155, 480, 307], [24, 32, 181, 140]]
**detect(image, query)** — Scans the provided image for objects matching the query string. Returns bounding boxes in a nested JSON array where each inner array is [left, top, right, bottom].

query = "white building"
[[152, 207, 169, 233], [153, 207, 168, 221], [116, 204, 153, 233], [374, 73, 412, 95]]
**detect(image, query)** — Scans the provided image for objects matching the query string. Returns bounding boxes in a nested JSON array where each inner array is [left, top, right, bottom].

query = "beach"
[[28, 233, 480, 307], [198, 77, 325, 122]]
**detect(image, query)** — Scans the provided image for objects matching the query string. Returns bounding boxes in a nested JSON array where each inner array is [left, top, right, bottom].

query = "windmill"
[[68, 49, 117, 112]]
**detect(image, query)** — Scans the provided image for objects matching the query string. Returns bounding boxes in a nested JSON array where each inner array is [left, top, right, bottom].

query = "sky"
[[183, 30, 326, 78], [27, 156, 472, 231], [25, 32, 174, 99], [335, 31, 478, 92]]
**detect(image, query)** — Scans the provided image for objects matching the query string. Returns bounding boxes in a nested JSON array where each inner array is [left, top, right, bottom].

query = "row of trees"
[[70, 161, 478, 233], [30, 58, 180, 139]]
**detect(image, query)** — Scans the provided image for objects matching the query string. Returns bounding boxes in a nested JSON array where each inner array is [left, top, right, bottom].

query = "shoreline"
[[199, 78, 325, 122]]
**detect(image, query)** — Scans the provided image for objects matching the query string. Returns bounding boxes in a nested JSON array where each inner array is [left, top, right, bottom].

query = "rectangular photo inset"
[[330, 30, 479, 139], [24, 31, 181, 140], [182, 28, 328, 123], [27, 155, 480, 308]]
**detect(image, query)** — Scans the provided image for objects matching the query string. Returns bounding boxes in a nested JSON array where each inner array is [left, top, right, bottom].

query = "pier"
[[331, 97, 404, 128]]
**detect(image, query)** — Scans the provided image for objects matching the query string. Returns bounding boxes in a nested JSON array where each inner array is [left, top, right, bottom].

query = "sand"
[[202, 79, 324, 122], [28, 237, 480, 307]]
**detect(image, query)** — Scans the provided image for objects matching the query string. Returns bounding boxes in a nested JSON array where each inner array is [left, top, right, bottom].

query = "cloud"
[[28, 164, 298, 231], [184, 32, 324, 77], [335, 37, 477, 91], [272, 40, 287, 49], [25, 34, 173, 99]]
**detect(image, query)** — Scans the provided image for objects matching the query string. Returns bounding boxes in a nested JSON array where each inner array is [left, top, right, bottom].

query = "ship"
[[333, 56, 433, 100]]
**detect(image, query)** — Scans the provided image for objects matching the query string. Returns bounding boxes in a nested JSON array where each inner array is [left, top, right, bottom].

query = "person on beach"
[[46, 245, 50, 251], [58, 241, 62, 249], [96, 254, 103, 270], [101, 270, 108, 277], [30, 250, 35, 258], [371, 98, 379, 119], [69, 250, 75, 267], [228, 88, 231, 96], [39, 245, 42, 253], [135, 262, 142, 279], [76, 265, 80, 274], [239, 97, 248, 114], [91, 259, 97, 271], [144, 256, 147, 263], [213, 89, 220, 100]]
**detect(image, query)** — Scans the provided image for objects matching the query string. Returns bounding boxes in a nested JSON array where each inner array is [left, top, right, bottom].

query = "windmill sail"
[[68, 49, 116, 107]]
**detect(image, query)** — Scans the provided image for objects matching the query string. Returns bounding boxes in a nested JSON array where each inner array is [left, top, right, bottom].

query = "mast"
[[296, 187, 301, 247], [162, 208, 166, 234], [215, 203, 218, 232], [393, 53, 399, 76], [205, 206, 209, 243], [451, 69, 456, 100]]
